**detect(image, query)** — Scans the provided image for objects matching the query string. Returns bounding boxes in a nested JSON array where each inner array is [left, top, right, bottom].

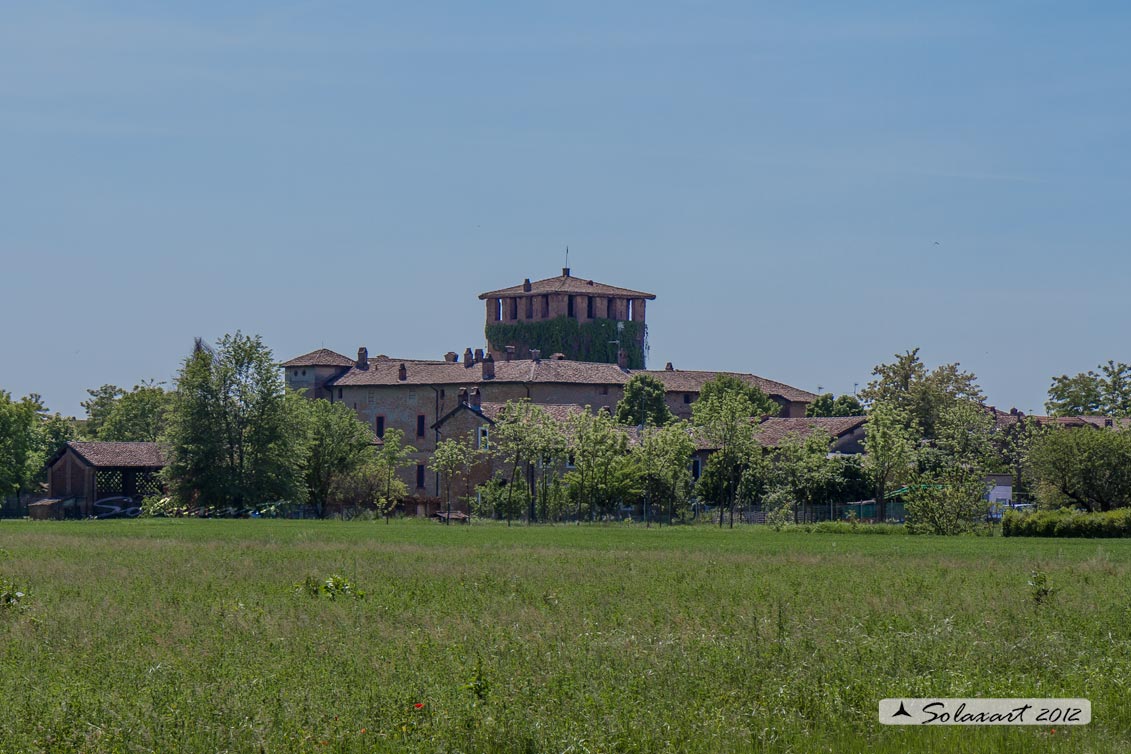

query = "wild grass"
[[0, 519, 1129, 753]]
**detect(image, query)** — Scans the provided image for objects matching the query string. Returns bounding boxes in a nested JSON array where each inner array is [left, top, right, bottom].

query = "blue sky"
[[2, 2, 1129, 416]]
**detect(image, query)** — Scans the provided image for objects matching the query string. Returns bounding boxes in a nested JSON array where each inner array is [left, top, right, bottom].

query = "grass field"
[[1, 520, 1129, 753]]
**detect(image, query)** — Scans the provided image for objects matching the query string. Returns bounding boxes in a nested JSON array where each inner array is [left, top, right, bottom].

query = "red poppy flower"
[[414, 703, 424, 709]]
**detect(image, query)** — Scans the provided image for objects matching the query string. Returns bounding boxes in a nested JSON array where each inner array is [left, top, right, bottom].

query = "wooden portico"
[[47, 442, 165, 516]]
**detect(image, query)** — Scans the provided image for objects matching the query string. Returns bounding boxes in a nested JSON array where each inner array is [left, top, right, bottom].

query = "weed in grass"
[[1028, 569, 1056, 606]]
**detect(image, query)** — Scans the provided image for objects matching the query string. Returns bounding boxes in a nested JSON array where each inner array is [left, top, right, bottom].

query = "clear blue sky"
[[2, 2, 1129, 417]]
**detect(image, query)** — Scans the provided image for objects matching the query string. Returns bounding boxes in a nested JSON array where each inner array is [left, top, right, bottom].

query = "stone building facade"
[[283, 346, 816, 500]]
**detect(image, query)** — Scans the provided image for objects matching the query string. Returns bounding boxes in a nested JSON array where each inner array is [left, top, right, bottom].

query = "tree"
[[1046, 361, 1131, 417], [635, 421, 695, 524], [429, 437, 477, 523], [490, 401, 565, 523], [303, 398, 377, 518], [100, 381, 172, 442], [806, 392, 864, 417], [861, 400, 918, 522], [615, 374, 674, 427], [0, 391, 37, 499], [1025, 427, 1131, 512], [904, 466, 990, 535], [692, 389, 757, 527], [162, 333, 308, 510], [699, 374, 779, 418], [370, 428, 416, 520], [80, 384, 124, 439], [765, 429, 841, 524], [564, 408, 639, 521], [860, 348, 984, 439]]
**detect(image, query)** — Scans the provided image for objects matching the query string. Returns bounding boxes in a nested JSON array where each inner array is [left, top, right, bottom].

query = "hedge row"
[[1002, 507, 1131, 538]]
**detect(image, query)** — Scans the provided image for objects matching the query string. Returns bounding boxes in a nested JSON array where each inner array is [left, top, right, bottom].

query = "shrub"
[[1003, 507, 1131, 538], [0, 576, 28, 612], [295, 574, 365, 600]]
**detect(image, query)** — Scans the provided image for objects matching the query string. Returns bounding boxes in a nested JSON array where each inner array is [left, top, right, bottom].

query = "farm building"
[[43, 441, 165, 517]]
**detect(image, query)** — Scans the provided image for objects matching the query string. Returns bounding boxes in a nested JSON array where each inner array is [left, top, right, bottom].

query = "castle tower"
[[478, 268, 655, 368]]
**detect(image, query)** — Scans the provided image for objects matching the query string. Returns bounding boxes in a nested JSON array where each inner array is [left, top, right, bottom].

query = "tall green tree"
[[429, 436, 477, 523], [692, 389, 757, 527], [162, 333, 308, 510], [862, 400, 919, 522], [860, 348, 984, 439], [635, 420, 695, 524], [0, 392, 38, 498], [491, 401, 562, 523], [335, 427, 415, 521], [100, 381, 172, 442], [699, 374, 778, 418], [303, 398, 376, 517], [565, 409, 639, 521], [1046, 361, 1131, 417], [80, 384, 123, 439], [615, 374, 674, 427], [765, 429, 841, 525], [1026, 426, 1131, 512], [806, 392, 864, 417]]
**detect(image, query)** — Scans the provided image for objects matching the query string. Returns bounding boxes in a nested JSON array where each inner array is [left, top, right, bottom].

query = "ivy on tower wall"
[[485, 317, 647, 368]]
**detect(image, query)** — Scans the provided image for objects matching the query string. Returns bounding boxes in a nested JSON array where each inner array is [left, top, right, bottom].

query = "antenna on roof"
[[565, 246, 569, 268]]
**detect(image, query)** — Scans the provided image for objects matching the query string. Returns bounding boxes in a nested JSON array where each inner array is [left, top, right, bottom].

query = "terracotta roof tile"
[[67, 441, 165, 468], [754, 416, 867, 447], [331, 357, 632, 387], [479, 272, 655, 300], [640, 369, 817, 403], [281, 348, 356, 368]]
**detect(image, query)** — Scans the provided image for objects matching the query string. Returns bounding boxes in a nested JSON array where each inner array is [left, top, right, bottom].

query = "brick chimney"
[[398, 363, 407, 381], [469, 387, 481, 409], [474, 348, 484, 362], [665, 362, 674, 371], [617, 348, 629, 370], [562, 267, 570, 277], [444, 351, 458, 363], [505, 345, 515, 362], [357, 347, 368, 370], [531, 348, 541, 361], [458, 387, 468, 405], [463, 347, 474, 366], [481, 353, 495, 380], [522, 278, 532, 292]]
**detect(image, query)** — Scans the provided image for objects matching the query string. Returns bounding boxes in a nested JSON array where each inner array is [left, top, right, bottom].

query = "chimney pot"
[[522, 278, 532, 292], [357, 347, 368, 370], [505, 345, 515, 362], [551, 352, 566, 360], [531, 348, 541, 361], [665, 361, 674, 371], [469, 387, 481, 409], [444, 351, 458, 363], [398, 363, 407, 381], [481, 353, 495, 380], [458, 387, 468, 404], [474, 348, 484, 362], [617, 348, 629, 370], [562, 267, 570, 277], [463, 347, 474, 366]]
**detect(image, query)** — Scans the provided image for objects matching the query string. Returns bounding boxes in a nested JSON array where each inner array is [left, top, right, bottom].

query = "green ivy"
[[486, 317, 647, 368]]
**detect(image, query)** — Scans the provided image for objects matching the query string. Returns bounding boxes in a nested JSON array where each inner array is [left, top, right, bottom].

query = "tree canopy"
[[162, 333, 308, 510], [806, 392, 864, 417], [699, 374, 778, 418], [860, 348, 984, 439], [1046, 361, 1131, 417], [614, 374, 674, 427]]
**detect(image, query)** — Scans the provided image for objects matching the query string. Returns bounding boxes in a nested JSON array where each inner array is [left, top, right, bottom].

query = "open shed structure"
[[46, 442, 166, 517]]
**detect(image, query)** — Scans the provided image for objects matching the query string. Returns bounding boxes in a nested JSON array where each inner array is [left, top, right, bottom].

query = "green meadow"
[[1, 520, 1129, 753]]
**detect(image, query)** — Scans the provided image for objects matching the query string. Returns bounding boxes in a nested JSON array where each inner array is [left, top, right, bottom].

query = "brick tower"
[[479, 268, 655, 368]]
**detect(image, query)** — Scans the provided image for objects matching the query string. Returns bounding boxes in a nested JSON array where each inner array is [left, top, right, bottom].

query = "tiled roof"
[[67, 441, 165, 468], [331, 357, 632, 387], [986, 407, 1129, 431], [479, 271, 656, 300], [640, 369, 818, 403], [281, 348, 356, 368], [754, 416, 867, 447], [477, 402, 589, 423]]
